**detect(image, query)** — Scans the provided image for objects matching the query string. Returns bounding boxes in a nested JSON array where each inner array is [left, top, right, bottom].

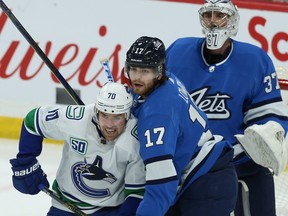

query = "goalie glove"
[[235, 121, 288, 176], [10, 156, 49, 194]]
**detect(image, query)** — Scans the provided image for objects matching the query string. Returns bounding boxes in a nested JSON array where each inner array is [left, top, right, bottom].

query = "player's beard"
[[131, 77, 159, 98]]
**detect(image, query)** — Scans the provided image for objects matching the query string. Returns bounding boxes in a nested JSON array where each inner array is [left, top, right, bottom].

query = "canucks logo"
[[66, 106, 85, 120], [71, 156, 117, 198]]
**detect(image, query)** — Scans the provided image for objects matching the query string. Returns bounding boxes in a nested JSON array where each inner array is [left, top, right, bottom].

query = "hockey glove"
[[10, 156, 49, 195], [235, 121, 288, 176]]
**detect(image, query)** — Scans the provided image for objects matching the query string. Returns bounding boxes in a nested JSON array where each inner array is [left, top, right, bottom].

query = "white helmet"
[[95, 82, 133, 120], [199, 0, 240, 50]]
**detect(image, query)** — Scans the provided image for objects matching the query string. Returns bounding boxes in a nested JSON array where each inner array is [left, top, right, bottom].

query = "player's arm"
[[238, 57, 288, 175], [10, 107, 49, 195], [118, 138, 146, 216], [136, 115, 179, 216], [19, 108, 44, 157], [244, 52, 288, 130]]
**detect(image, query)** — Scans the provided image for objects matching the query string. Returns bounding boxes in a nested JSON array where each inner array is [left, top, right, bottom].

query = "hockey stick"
[[100, 58, 114, 82], [38, 184, 87, 216], [0, 0, 84, 105]]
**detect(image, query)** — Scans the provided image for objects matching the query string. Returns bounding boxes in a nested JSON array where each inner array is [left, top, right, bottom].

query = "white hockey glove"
[[235, 121, 288, 176]]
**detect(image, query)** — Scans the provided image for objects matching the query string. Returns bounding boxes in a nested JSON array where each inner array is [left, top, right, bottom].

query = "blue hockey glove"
[[10, 156, 49, 195]]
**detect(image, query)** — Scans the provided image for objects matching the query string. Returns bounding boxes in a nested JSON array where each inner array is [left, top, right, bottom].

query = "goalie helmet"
[[198, 0, 240, 50], [125, 36, 166, 76], [95, 82, 133, 120]]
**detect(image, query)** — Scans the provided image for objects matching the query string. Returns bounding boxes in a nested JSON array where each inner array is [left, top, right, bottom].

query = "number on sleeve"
[[45, 109, 59, 121], [264, 72, 280, 93], [144, 127, 165, 148]]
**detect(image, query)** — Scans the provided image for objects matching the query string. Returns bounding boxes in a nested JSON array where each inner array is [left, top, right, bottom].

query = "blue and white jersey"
[[166, 37, 288, 165], [22, 104, 145, 214], [132, 73, 231, 216]]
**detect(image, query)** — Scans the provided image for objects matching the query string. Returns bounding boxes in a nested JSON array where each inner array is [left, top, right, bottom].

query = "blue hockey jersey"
[[132, 73, 232, 216], [166, 37, 288, 165]]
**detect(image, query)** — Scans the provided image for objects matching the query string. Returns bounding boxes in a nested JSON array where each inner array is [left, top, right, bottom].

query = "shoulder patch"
[[70, 137, 88, 154], [66, 106, 85, 120]]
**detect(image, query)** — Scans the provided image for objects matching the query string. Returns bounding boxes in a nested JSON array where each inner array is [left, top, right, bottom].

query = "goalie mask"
[[199, 0, 240, 50], [95, 82, 133, 120], [125, 36, 166, 78]]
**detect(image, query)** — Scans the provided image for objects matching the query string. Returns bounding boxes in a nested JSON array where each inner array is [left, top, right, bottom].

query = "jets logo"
[[190, 87, 232, 119], [71, 156, 117, 198]]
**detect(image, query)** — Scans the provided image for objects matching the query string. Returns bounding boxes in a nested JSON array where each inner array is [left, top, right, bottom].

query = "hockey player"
[[166, 0, 288, 215], [10, 82, 146, 216], [125, 36, 238, 216]]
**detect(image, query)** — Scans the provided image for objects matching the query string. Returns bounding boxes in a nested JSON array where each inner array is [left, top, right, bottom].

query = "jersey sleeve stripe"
[[34, 107, 46, 138], [143, 154, 173, 165], [145, 158, 177, 183]]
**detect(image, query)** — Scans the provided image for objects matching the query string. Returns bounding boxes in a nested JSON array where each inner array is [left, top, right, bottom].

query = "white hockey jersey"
[[25, 104, 145, 214]]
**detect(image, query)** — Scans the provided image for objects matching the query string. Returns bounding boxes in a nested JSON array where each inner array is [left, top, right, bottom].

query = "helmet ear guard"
[[199, 0, 240, 50], [95, 82, 133, 120]]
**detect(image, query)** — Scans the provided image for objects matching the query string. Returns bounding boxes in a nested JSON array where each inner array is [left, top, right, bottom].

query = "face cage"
[[199, 3, 239, 49]]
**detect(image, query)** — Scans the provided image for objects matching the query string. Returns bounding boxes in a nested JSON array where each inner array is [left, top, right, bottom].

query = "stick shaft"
[[39, 184, 87, 216], [0, 0, 84, 105], [100, 58, 114, 82]]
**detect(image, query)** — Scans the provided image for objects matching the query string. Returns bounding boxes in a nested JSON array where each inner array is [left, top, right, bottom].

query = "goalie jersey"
[[166, 37, 288, 165], [21, 104, 145, 214]]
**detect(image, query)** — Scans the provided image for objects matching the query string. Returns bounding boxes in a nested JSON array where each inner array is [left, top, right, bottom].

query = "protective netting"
[[274, 170, 288, 216], [276, 66, 288, 215]]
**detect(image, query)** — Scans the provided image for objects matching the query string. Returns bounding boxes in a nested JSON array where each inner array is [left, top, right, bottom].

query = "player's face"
[[128, 66, 159, 98], [98, 111, 126, 141], [201, 11, 228, 29]]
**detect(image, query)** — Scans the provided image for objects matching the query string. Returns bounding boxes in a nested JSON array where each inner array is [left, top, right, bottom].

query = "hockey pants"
[[234, 160, 276, 216], [166, 147, 238, 216]]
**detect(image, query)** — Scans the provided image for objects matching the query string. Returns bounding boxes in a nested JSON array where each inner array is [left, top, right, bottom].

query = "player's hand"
[[10, 156, 49, 195]]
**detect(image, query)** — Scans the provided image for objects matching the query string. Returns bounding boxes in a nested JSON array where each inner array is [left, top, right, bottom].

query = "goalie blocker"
[[235, 121, 288, 176]]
